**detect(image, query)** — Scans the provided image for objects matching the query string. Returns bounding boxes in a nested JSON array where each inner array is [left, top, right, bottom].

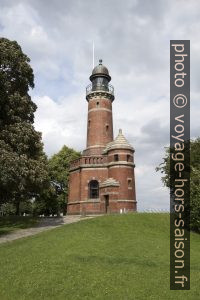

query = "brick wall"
[[85, 97, 113, 155]]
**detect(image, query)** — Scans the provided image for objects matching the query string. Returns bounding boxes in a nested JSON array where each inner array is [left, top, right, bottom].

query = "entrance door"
[[105, 195, 109, 213]]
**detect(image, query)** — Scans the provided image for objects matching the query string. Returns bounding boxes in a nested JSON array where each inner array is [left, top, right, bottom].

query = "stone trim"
[[68, 200, 100, 204], [88, 108, 112, 113], [100, 192, 119, 195], [108, 161, 134, 166], [108, 162, 135, 168], [68, 199, 136, 204], [88, 97, 111, 102], [70, 162, 135, 172], [108, 152, 133, 156], [117, 200, 137, 202], [100, 177, 120, 188], [70, 165, 107, 172], [85, 145, 106, 149], [81, 199, 100, 203], [68, 201, 80, 205], [104, 145, 135, 153], [81, 166, 107, 170], [68, 168, 81, 174], [100, 183, 119, 187], [86, 91, 114, 102]]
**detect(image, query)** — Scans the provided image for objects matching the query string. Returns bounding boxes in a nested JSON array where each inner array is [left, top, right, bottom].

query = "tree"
[[156, 138, 200, 232], [0, 38, 49, 214], [33, 186, 59, 216], [48, 145, 81, 214]]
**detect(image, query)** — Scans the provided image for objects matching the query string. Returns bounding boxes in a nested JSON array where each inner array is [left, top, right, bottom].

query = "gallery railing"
[[70, 156, 108, 169], [86, 83, 114, 96]]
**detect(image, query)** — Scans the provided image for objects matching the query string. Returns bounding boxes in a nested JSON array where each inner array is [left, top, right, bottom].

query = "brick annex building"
[[67, 60, 136, 214]]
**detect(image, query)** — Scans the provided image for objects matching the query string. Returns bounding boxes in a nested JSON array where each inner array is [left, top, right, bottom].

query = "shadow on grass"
[[67, 254, 159, 268], [0, 216, 39, 236], [0, 216, 68, 236]]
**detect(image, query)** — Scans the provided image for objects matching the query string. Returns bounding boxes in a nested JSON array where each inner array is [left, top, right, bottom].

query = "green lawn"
[[0, 216, 38, 236], [0, 213, 199, 300]]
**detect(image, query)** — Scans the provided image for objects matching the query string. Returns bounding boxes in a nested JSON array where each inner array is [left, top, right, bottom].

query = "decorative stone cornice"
[[86, 90, 114, 102], [100, 178, 120, 188]]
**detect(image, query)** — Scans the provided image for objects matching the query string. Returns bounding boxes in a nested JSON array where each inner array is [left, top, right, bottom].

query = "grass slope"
[[0, 216, 38, 236], [0, 213, 199, 300]]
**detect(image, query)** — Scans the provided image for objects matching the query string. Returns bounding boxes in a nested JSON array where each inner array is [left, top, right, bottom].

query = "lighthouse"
[[67, 60, 136, 214]]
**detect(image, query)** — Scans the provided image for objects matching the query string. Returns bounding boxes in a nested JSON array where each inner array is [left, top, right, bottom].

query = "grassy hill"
[[0, 213, 199, 300]]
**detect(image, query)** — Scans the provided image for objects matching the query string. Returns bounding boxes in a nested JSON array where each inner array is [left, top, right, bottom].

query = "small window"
[[128, 179, 132, 187], [114, 154, 119, 161], [96, 101, 99, 107], [89, 180, 99, 198], [127, 155, 131, 162], [106, 125, 109, 132], [88, 120, 91, 128]]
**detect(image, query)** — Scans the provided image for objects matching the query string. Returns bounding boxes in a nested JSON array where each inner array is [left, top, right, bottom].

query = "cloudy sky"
[[1, 0, 200, 211]]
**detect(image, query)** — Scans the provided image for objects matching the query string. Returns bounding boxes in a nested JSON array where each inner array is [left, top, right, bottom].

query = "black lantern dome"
[[91, 59, 111, 79], [90, 59, 111, 91]]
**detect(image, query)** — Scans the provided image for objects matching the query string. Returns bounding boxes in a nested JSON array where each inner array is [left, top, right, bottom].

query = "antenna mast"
[[92, 42, 94, 69]]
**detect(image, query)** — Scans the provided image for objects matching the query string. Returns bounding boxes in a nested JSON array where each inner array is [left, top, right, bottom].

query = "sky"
[[0, 0, 200, 211]]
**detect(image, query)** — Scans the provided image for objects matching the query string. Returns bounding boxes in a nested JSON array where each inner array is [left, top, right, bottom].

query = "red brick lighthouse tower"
[[67, 60, 136, 214]]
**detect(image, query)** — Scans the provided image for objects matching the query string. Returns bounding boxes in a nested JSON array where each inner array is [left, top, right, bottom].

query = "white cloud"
[[33, 94, 87, 156]]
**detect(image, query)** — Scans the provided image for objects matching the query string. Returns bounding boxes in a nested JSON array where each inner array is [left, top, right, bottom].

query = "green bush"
[[0, 203, 16, 215]]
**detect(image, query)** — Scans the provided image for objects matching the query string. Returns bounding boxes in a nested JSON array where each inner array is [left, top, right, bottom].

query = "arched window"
[[127, 155, 131, 162], [114, 154, 119, 161], [89, 180, 99, 199]]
